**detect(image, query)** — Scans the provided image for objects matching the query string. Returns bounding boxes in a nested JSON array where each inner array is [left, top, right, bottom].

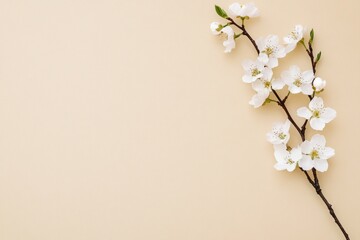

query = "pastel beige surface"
[[0, 0, 359, 239]]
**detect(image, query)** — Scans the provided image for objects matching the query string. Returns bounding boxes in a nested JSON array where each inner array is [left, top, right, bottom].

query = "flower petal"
[[297, 107, 312, 119], [287, 163, 297, 172], [301, 83, 314, 95], [310, 118, 325, 131], [314, 159, 329, 172], [274, 163, 287, 171], [301, 140, 312, 154], [321, 147, 335, 159], [249, 91, 269, 108], [302, 70, 314, 83], [311, 134, 326, 147], [299, 155, 314, 170], [321, 107, 336, 123], [272, 78, 285, 90], [290, 147, 303, 161], [309, 96, 324, 111]]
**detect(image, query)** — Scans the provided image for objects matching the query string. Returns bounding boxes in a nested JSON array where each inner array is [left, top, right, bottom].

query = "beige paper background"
[[0, 0, 359, 239]]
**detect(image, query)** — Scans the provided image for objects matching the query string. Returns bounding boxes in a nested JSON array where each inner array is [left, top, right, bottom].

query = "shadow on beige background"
[[0, 0, 359, 239]]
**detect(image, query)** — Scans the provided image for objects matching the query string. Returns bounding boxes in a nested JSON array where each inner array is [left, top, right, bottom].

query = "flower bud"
[[210, 22, 222, 35], [313, 77, 326, 92]]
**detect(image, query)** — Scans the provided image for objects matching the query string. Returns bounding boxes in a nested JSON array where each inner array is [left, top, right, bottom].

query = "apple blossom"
[[228, 2, 259, 18], [241, 59, 267, 83], [273, 144, 302, 172], [297, 96, 336, 131], [249, 73, 285, 108], [299, 134, 335, 172], [284, 25, 306, 53], [281, 65, 314, 95], [266, 119, 291, 145], [210, 22, 222, 35], [313, 77, 326, 92], [256, 35, 286, 68]]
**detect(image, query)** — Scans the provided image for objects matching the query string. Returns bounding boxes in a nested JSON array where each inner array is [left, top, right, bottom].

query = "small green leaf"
[[309, 29, 314, 44], [215, 5, 228, 19], [315, 51, 322, 62]]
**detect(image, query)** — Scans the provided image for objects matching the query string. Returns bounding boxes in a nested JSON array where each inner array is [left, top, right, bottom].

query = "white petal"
[[297, 107, 312, 119], [256, 37, 266, 50], [287, 163, 297, 172], [289, 65, 301, 76], [283, 119, 291, 132], [302, 70, 314, 83], [321, 108, 336, 123], [290, 147, 303, 161], [310, 118, 325, 131], [252, 80, 264, 92], [299, 155, 314, 170], [262, 67, 273, 80], [272, 78, 285, 90], [273, 144, 286, 152], [285, 43, 296, 53], [309, 96, 324, 111], [257, 53, 269, 64], [314, 159, 328, 172], [267, 57, 278, 68], [301, 83, 314, 95], [289, 85, 302, 94], [242, 75, 255, 83], [228, 3, 241, 17], [321, 147, 335, 159], [242, 60, 253, 70], [311, 134, 326, 147], [249, 91, 268, 108], [274, 163, 287, 171], [301, 140, 312, 154], [274, 149, 288, 162]]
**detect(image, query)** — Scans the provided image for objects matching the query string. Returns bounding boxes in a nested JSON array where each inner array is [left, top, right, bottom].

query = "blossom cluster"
[[210, 2, 336, 173]]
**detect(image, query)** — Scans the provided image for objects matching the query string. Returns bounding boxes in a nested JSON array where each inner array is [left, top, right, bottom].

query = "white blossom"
[[273, 144, 302, 172], [242, 59, 266, 83], [281, 65, 314, 95], [313, 77, 326, 92], [299, 134, 335, 172], [249, 71, 285, 108], [284, 25, 306, 53], [256, 35, 286, 68], [266, 119, 291, 145], [228, 2, 259, 18], [297, 96, 336, 131]]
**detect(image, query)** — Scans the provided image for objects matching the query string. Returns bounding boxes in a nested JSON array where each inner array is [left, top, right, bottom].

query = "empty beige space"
[[0, 0, 359, 239]]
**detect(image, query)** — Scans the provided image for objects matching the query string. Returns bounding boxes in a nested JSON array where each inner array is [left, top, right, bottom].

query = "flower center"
[[310, 150, 319, 160], [251, 68, 261, 76], [278, 132, 287, 140], [294, 79, 302, 87], [264, 81, 271, 89], [287, 158, 294, 164], [264, 47, 273, 56], [313, 110, 320, 118], [290, 31, 298, 40]]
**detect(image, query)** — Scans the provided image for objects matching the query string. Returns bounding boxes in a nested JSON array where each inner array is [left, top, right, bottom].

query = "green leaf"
[[215, 5, 228, 19], [309, 29, 314, 44], [315, 51, 322, 62]]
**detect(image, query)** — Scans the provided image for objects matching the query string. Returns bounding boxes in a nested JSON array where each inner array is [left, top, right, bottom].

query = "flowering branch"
[[210, 3, 350, 239]]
